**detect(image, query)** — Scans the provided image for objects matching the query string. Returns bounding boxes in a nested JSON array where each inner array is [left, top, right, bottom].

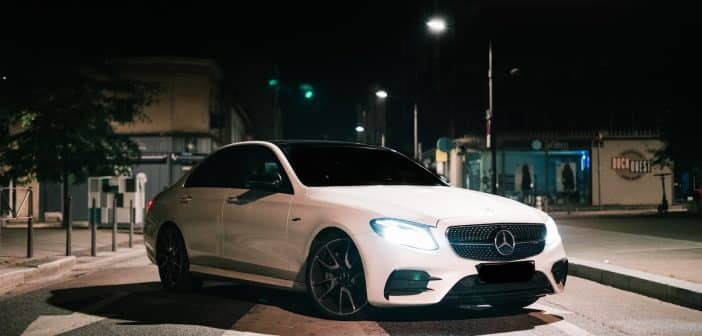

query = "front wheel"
[[156, 225, 202, 291], [306, 233, 369, 320]]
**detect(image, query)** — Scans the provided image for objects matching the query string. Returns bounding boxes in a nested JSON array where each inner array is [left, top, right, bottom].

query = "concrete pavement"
[[0, 227, 144, 295], [556, 211, 702, 309], [2, 254, 701, 336]]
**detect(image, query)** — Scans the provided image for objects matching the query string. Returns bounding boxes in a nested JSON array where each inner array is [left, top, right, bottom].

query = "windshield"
[[280, 145, 446, 187]]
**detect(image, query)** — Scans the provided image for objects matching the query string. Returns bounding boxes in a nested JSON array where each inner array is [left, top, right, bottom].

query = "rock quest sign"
[[611, 150, 652, 180]]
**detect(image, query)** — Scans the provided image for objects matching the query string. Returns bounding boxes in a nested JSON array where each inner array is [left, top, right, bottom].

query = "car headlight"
[[370, 218, 438, 250], [545, 217, 562, 246]]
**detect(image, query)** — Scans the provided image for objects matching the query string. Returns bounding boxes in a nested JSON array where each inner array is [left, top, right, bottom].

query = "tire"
[[156, 225, 203, 291], [306, 232, 370, 320], [491, 297, 540, 312]]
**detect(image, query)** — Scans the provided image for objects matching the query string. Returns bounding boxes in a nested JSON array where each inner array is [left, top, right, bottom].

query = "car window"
[[184, 146, 247, 188], [280, 145, 445, 187], [244, 146, 293, 194], [185, 145, 293, 193]]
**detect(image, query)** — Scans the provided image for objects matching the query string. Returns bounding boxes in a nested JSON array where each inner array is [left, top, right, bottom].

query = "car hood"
[[306, 185, 548, 227]]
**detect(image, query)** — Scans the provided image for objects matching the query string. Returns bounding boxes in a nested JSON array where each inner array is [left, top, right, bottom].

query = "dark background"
[[2, 1, 700, 153]]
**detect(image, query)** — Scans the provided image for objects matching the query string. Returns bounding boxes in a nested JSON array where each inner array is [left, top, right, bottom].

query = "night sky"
[[2, 1, 700, 153]]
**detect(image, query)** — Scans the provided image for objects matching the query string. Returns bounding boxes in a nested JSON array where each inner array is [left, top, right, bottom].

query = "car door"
[[177, 147, 234, 267], [221, 145, 294, 279]]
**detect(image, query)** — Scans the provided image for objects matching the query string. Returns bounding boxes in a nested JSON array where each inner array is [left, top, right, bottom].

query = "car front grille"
[[446, 223, 547, 261]]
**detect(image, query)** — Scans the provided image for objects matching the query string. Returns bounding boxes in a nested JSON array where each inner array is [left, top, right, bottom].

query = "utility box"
[[88, 173, 147, 227]]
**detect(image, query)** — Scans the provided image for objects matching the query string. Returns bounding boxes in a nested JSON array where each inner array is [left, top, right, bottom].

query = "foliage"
[[0, 60, 159, 186]]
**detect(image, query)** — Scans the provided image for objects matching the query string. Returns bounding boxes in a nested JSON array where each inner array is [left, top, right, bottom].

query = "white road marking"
[[21, 312, 104, 336], [221, 330, 278, 336], [530, 303, 593, 336], [21, 292, 129, 336]]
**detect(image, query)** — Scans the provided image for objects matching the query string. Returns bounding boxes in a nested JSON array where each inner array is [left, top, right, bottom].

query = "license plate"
[[476, 261, 535, 284]]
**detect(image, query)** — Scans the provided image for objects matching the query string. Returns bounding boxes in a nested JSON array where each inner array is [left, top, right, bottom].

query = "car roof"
[[269, 140, 379, 149]]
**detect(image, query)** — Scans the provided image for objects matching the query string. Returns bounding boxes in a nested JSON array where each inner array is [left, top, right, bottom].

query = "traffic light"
[[268, 78, 279, 87], [299, 83, 314, 100]]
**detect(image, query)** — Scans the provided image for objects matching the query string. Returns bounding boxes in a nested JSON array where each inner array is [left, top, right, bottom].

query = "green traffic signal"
[[300, 83, 314, 99], [268, 79, 279, 87]]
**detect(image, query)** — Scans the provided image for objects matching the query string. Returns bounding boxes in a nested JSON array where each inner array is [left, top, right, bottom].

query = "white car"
[[144, 140, 568, 319]]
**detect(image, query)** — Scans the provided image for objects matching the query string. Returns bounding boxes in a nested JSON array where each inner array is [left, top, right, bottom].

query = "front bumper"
[[353, 229, 568, 307]]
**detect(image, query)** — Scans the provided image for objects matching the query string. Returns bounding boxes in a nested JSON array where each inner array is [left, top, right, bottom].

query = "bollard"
[[27, 188, 34, 258], [65, 196, 72, 256], [90, 198, 97, 257], [27, 216, 33, 258], [129, 200, 134, 248], [112, 197, 117, 252]]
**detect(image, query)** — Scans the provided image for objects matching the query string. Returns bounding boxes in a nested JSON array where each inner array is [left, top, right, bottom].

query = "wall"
[[113, 63, 213, 134], [591, 139, 673, 206]]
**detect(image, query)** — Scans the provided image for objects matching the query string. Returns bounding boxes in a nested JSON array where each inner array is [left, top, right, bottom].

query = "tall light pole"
[[375, 90, 420, 158], [488, 41, 497, 194]]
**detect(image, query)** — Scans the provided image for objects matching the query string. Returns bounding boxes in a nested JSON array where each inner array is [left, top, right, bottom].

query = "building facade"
[[435, 130, 673, 209], [28, 57, 253, 223]]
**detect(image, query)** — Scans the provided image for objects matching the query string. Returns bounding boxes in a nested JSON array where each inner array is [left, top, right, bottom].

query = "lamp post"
[[374, 90, 419, 158], [486, 40, 520, 195], [488, 41, 497, 194]]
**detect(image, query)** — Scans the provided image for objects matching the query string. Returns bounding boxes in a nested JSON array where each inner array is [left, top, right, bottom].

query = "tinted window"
[[243, 146, 293, 193], [280, 145, 445, 187], [184, 146, 245, 188], [185, 145, 292, 193]]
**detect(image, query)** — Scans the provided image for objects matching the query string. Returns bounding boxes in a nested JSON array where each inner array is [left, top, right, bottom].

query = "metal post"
[[489, 40, 497, 195], [129, 200, 134, 248], [65, 196, 72, 256], [597, 138, 602, 210], [27, 187, 34, 258], [90, 198, 97, 257], [413, 103, 418, 160], [112, 197, 117, 252]]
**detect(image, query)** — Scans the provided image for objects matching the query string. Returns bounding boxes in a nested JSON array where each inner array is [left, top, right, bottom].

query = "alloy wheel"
[[308, 237, 368, 317], [156, 227, 185, 288]]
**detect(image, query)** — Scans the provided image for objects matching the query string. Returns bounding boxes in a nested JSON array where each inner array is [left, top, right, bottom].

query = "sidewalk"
[[555, 211, 702, 309], [1, 226, 142, 266], [0, 226, 145, 295]]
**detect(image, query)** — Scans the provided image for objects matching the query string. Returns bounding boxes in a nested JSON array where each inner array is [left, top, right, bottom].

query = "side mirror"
[[247, 172, 282, 191]]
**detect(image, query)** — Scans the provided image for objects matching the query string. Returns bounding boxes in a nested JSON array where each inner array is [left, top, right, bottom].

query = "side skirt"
[[190, 264, 306, 292]]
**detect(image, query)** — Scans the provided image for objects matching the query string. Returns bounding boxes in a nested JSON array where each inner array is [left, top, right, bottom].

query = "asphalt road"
[[1, 254, 701, 336]]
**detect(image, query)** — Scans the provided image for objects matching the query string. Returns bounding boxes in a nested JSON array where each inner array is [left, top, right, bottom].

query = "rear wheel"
[[306, 232, 369, 320], [156, 225, 202, 291]]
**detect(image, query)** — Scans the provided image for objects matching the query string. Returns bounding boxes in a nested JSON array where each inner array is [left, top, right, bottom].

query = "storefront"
[[448, 130, 671, 208]]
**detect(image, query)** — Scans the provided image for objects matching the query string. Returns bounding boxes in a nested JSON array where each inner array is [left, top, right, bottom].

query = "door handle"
[[226, 196, 239, 204], [180, 195, 192, 203]]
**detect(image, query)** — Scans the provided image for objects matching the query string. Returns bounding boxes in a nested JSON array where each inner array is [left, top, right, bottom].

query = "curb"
[[569, 257, 702, 310], [0, 256, 76, 294], [0, 246, 146, 295], [73, 248, 146, 271]]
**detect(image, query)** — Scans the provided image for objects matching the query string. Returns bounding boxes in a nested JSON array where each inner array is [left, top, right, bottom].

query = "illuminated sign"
[[611, 150, 652, 180]]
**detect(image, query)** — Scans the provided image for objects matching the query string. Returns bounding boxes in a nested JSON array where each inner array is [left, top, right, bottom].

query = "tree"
[[0, 59, 159, 226], [654, 105, 702, 192]]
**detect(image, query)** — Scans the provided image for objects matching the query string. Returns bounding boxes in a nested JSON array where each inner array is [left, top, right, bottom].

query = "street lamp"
[[426, 17, 447, 35], [371, 90, 418, 157]]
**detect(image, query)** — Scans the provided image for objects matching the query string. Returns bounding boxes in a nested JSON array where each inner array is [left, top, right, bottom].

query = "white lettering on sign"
[[611, 150, 652, 180]]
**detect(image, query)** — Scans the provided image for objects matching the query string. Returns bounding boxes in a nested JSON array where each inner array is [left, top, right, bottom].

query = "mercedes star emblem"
[[494, 229, 516, 256]]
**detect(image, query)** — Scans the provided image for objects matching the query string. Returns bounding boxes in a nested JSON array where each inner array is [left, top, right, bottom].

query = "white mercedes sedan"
[[144, 140, 568, 319]]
